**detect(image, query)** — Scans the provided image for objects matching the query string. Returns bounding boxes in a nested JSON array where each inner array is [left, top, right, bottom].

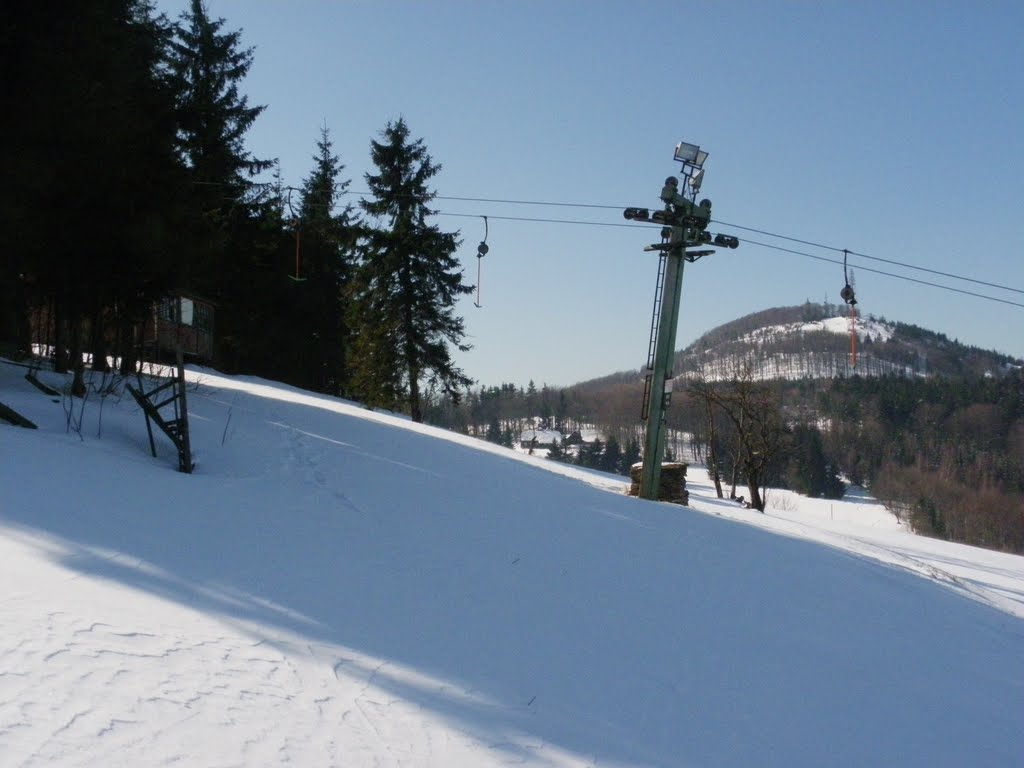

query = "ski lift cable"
[[710, 219, 1024, 296], [739, 237, 1024, 309], [435, 210, 1024, 308], [191, 179, 1024, 304], [346, 187, 1024, 295], [196, 180, 1023, 296]]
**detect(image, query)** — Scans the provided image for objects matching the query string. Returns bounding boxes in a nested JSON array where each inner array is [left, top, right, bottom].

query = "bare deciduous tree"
[[698, 360, 785, 512]]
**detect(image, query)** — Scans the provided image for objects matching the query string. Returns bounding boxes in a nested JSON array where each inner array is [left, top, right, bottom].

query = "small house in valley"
[[519, 429, 562, 451]]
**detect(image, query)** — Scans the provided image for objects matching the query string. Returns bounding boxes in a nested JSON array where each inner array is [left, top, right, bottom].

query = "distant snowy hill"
[[739, 314, 894, 346], [1, 358, 1022, 767], [674, 302, 1021, 382]]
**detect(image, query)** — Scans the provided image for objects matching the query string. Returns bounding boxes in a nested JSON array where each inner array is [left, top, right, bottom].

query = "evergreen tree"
[[622, 438, 642, 475], [787, 424, 837, 497], [602, 436, 623, 474], [167, 0, 272, 369], [555, 390, 569, 432], [168, 0, 270, 206], [501, 425, 516, 448], [1, 1, 193, 380], [354, 118, 473, 421], [346, 310, 404, 411], [540, 385, 554, 428], [547, 438, 567, 463], [292, 124, 358, 394], [485, 416, 502, 445], [578, 438, 604, 469]]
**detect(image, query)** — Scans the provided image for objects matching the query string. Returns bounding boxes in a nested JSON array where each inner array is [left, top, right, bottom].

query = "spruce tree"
[[167, 0, 271, 370], [292, 124, 358, 394], [168, 0, 270, 207], [578, 438, 604, 469], [485, 416, 502, 445], [354, 118, 473, 421], [547, 438, 567, 463], [1, 1, 192, 378], [622, 438, 642, 475], [602, 436, 623, 474]]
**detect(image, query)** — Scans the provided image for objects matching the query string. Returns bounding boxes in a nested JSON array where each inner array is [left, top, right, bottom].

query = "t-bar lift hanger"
[[474, 215, 489, 308]]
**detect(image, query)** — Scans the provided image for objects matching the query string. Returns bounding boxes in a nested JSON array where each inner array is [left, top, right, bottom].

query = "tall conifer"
[[1, 2, 191, 377], [167, 0, 271, 369], [354, 118, 473, 421], [168, 0, 269, 205], [292, 124, 358, 394]]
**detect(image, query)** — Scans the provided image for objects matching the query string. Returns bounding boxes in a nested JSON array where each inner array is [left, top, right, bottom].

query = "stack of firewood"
[[628, 462, 689, 505]]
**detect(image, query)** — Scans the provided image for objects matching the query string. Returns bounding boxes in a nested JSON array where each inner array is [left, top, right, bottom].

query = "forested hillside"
[[817, 374, 1024, 550], [428, 305, 1024, 552], [1, 1, 470, 423], [676, 302, 1019, 380]]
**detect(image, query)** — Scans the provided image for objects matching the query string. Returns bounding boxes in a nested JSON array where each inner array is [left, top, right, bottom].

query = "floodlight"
[[694, 149, 708, 168], [674, 141, 700, 164], [688, 168, 705, 191]]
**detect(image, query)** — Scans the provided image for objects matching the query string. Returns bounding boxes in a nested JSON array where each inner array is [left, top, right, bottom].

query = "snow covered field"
[[1, 359, 1022, 767]]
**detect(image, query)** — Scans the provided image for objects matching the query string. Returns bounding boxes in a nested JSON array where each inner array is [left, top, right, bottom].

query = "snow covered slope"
[[672, 303, 1020, 382], [1, 360, 1022, 767], [741, 315, 894, 345]]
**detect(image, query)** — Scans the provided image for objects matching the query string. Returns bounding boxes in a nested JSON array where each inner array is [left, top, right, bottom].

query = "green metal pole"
[[639, 246, 686, 499]]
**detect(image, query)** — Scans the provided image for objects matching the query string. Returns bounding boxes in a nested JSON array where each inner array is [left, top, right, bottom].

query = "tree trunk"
[[89, 306, 111, 372], [54, 301, 69, 373], [69, 316, 87, 397], [409, 372, 422, 422], [117, 308, 139, 375], [730, 409, 744, 499], [704, 400, 723, 499], [400, 257, 422, 422], [747, 476, 764, 512], [0, 267, 30, 357]]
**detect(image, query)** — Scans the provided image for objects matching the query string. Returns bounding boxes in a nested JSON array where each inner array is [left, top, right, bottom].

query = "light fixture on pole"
[[674, 141, 709, 201], [673, 141, 709, 169]]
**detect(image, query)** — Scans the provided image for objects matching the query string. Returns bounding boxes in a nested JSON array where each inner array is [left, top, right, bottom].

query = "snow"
[[1, 359, 1022, 767], [742, 314, 895, 345], [683, 314, 910, 382], [801, 315, 894, 342], [519, 428, 562, 446]]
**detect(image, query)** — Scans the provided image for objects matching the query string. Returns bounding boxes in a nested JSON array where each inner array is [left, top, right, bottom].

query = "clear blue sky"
[[158, 0, 1024, 387]]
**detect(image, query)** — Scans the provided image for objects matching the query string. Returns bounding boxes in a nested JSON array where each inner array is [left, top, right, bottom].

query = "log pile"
[[628, 462, 689, 505]]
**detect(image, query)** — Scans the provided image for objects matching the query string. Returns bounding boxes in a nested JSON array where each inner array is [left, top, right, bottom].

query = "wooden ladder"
[[126, 352, 193, 473]]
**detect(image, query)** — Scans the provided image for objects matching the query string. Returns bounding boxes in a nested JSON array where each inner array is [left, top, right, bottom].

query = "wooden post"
[[175, 342, 192, 473]]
